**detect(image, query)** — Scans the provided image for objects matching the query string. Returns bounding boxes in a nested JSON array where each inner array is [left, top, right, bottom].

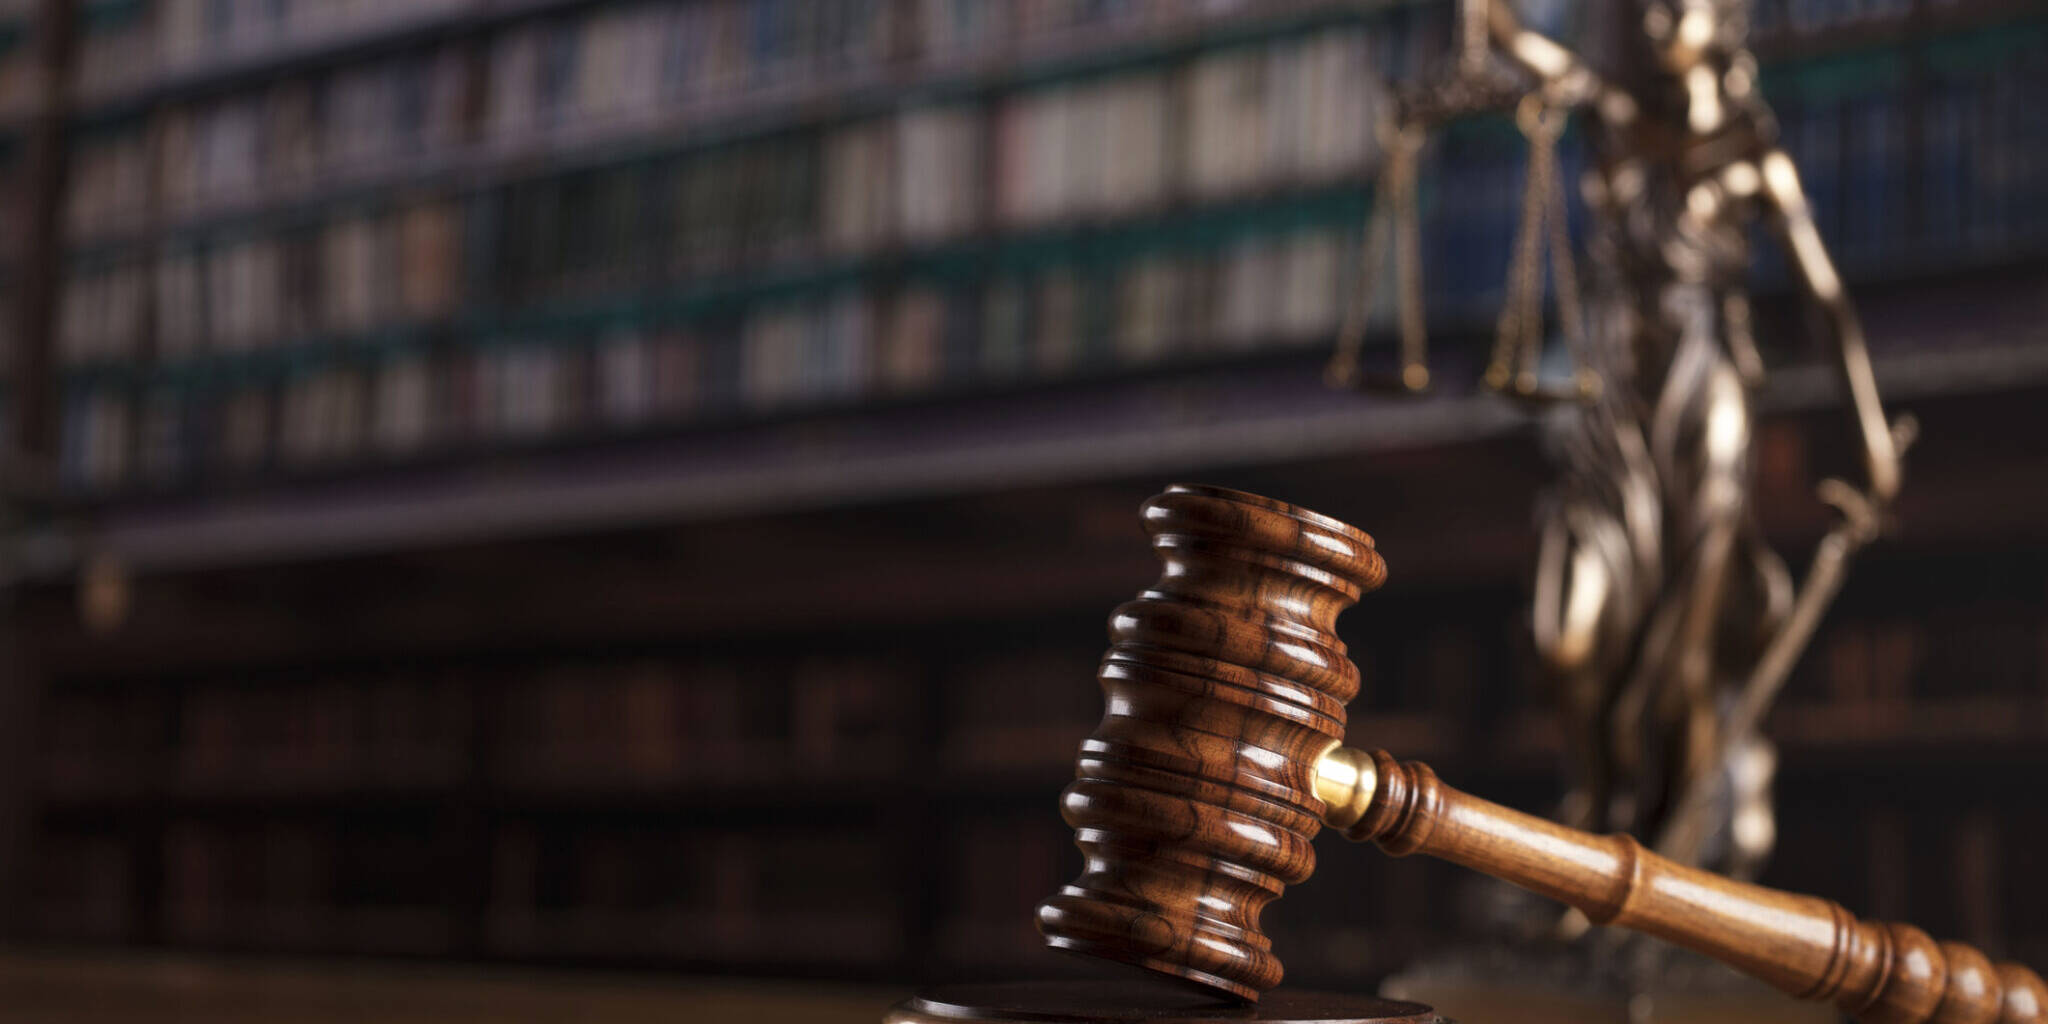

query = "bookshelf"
[[29, 0, 2048, 500], [6, 0, 2048, 999]]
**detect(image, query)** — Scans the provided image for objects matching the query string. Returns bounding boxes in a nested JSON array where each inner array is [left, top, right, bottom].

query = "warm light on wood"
[[1325, 746, 2048, 1024], [1041, 484, 2046, 1024]]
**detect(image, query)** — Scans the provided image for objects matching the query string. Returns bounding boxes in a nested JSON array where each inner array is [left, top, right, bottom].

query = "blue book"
[[1920, 81, 1966, 257]]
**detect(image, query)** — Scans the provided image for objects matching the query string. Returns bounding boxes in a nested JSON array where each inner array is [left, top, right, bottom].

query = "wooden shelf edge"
[[24, 330, 2044, 578]]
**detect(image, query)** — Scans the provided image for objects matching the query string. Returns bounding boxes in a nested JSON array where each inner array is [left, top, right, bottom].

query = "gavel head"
[[1036, 484, 1386, 1002]]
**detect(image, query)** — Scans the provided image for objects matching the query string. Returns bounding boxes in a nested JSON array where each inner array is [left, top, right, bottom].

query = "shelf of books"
[[0, 0, 46, 447], [39, 0, 2048, 509], [29, 541, 2048, 978]]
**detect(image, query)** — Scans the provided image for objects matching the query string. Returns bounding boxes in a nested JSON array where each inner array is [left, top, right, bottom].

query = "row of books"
[[67, 40, 468, 237], [490, 825, 894, 921], [76, 0, 477, 102], [67, 0, 1966, 123], [60, 201, 462, 365], [63, 1, 2042, 241], [496, 659, 906, 789], [1768, 57, 2048, 278], [1769, 803, 2038, 956], [67, 20, 1399, 245], [39, 819, 905, 962], [55, 223, 1359, 489], [41, 658, 913, 798], [1753, 0, 1919, 38], [73, 0, 2044, 251], [73, 0, 1354, 108], [481, 0, 891, 138], [44, 678, 473, 799], [179, 678, 474, 796], [1801, 608, 2048, 707], [131, 822, 898, 942], [163, 819, 462, 950], [61, 36, 2048, 368], [487, 905, 904, 963], [1174, 32, 1385, 201]]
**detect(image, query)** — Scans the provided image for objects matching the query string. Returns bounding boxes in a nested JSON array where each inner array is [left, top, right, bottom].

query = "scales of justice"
[[887, 0, 2042, 1021]]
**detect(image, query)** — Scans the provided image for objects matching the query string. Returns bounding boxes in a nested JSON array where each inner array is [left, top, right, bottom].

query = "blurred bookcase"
[[7, 0, 2048, 994]]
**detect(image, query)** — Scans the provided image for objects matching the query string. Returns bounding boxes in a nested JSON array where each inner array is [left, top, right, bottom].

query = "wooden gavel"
[[1036, 484, 2047, 1024]]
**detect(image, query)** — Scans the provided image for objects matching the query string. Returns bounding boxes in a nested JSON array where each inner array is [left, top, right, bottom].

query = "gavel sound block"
[[1036, 484, 2048, 1024], [886, 980, 1439, 1024]]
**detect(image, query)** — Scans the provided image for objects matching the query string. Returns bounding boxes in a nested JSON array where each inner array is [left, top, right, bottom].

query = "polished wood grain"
[[1035, 484, 1390, 1000], [1329, 749, 2048, 1024], [1039, 484, 2045, 1024]]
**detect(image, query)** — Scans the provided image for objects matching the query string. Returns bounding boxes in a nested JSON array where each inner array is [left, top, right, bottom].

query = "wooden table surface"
[[1384, 961, 1841, 1024], [0, 950, 902, 1024], [0, 947, 1852, 1024]]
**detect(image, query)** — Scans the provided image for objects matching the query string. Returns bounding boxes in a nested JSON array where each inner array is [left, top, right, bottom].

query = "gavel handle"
[[1317, 746, 2048, 1024]]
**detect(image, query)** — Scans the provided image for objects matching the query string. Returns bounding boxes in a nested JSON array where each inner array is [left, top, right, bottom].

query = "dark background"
[[1, 0, 2044, 1020]]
